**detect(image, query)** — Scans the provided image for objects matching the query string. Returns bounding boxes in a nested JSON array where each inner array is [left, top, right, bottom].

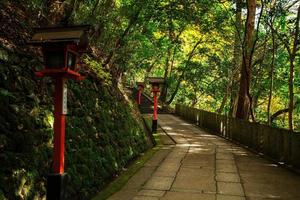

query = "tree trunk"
[[160, 21, 185, 104], [229, 0, 242, 116], [166, 38, 202, 105], [217, 72, 232, 114], [271, 101, 300, 123], [267, 26, 275, 125], [160, 45, 172, 103], [235, 0, 256, 119], [144, 59, 158, 83], [287, 4, 300, 130], [233, 0, 243, 69], [166, 72, 184, 105], [288, 60, 295, 130]]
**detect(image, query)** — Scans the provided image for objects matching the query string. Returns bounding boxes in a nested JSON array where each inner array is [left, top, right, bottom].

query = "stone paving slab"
[[133, 196, 159, 200], [108, 114, 300, 200], [137, 189, 165, 197], [161, 191, 215, 200], [143, 176, 174, 191], [122, 166, 156, 190], [216, 172, 240, 182], [217, 182, 244, 196], [108, 189, 138, 200], [216, 194, 246, 200]]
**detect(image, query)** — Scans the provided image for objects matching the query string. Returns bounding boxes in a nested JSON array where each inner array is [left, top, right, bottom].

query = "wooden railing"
[[175, 104, 300, 169]]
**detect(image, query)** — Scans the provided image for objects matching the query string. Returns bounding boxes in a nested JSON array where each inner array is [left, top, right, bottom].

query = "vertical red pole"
[[53, 78, 66, 174], [153, 92, 157, 120], [152, 90, 158, 132], [138, 90, 142, 105]]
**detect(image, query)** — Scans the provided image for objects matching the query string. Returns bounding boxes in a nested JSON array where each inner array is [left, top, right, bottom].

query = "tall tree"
[[287, 4, 300, 130], [228, 0, 243, 116], [236, 0, 257, 119], [267, 1, 277, 125]]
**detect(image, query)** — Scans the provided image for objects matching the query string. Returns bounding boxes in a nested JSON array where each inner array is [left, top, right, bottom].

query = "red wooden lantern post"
[[29, 26, 89, 200], [136, 82, 144, 106], [148, 77, 164, 133]]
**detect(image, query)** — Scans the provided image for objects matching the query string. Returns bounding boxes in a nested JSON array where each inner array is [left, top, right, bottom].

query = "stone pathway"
[[108, 114, 300, 200]]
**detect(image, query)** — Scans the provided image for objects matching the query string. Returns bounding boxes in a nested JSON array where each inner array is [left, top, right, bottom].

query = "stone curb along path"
[[108, 114, 300, 200]]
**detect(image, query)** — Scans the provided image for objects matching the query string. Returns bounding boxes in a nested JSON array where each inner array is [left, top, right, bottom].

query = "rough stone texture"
[[161, 191, 215, 200], [217, 194, 246, 200], [216, 172, 240, 182], [133, 196, 160, 200], [108, 114, 300, 200], [137, 189, 166, 197], [143, 176, 175, 190], [217, 182, 244, 196]]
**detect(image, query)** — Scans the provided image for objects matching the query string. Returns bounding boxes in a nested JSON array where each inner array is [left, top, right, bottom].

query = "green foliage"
[[83, 56, 112, 85], [0, 3, 150, 198], [1, 0, 300, 198]]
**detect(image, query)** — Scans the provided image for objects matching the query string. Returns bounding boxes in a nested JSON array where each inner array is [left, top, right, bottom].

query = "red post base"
[[152, 119, 158, 133], [47, 173, 67, 200]]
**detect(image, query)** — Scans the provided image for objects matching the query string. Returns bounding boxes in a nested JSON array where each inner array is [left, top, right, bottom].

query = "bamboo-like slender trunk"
[[229, 0, 242, 116], [267, 28, 275, 125], [287, 5, 300, 130], [218, 72, 231, 114]]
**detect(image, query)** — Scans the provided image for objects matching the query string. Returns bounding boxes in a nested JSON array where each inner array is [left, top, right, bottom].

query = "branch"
[[103, 6, 142, 67], [166, 38, 203, 105], [270, 101, 300, 123]]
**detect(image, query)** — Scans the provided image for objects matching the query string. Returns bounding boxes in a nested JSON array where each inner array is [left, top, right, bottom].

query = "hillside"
[[0, 2, 150, 200]]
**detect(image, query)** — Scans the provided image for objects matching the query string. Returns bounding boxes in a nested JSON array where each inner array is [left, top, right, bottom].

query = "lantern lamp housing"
[[147, 77, 164, 92], [28, 25, 90, 80], [136, 82, 145, 90]]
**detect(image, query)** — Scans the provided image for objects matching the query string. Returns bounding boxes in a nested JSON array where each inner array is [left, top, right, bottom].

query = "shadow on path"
[[109, 114, 300, 200]]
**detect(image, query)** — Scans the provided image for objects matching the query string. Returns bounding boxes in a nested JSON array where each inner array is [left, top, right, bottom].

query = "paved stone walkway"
[[109, 114, 300, 200]]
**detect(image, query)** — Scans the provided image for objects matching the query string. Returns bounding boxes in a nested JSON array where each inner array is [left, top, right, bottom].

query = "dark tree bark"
[[267, 20, 276, 125], [235, 0, 257, 119], [268, 4, 300, 130], [160, 24, 185, 104], [217, 77, 231, 114], [166, 39, 202, 105], [271, 101, 300, 123], [287, 5, 300, 130], [229, 0, 242, 116]]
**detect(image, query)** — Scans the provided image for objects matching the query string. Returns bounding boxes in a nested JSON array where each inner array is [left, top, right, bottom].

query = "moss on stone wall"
[[0, 42, 149, 199]]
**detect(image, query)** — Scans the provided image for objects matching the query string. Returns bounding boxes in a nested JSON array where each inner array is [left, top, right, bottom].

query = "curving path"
[[109, 114, 300, 200]]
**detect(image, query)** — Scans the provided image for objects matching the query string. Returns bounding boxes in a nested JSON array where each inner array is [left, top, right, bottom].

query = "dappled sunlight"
[[231, 149, 249, 155], [162, 126, 173, 130], [267, 195, 281, 198], [180, 123, 192, 126], [234, 152, 248, 156], [176, 139, 188, 143], [161, 146, 174, 150], [200, 134, 216, 137], [176, 143, 205, 147], [263, 163, 278, 167], [167, 132, 184, 137], [189, 147, 214, 153]]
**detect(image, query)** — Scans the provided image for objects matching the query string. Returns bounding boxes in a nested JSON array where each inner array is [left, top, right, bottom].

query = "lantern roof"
[[136, 81, 145, 86], [28, 25, 90, 45], [147, 77, 165, 85]]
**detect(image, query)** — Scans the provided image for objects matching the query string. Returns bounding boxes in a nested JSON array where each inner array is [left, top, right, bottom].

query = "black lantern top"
[[29, 25, 89, 49], [136, 82, 145, 88], [147, 77, 165, 86], [29, 25, 90, 80]]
